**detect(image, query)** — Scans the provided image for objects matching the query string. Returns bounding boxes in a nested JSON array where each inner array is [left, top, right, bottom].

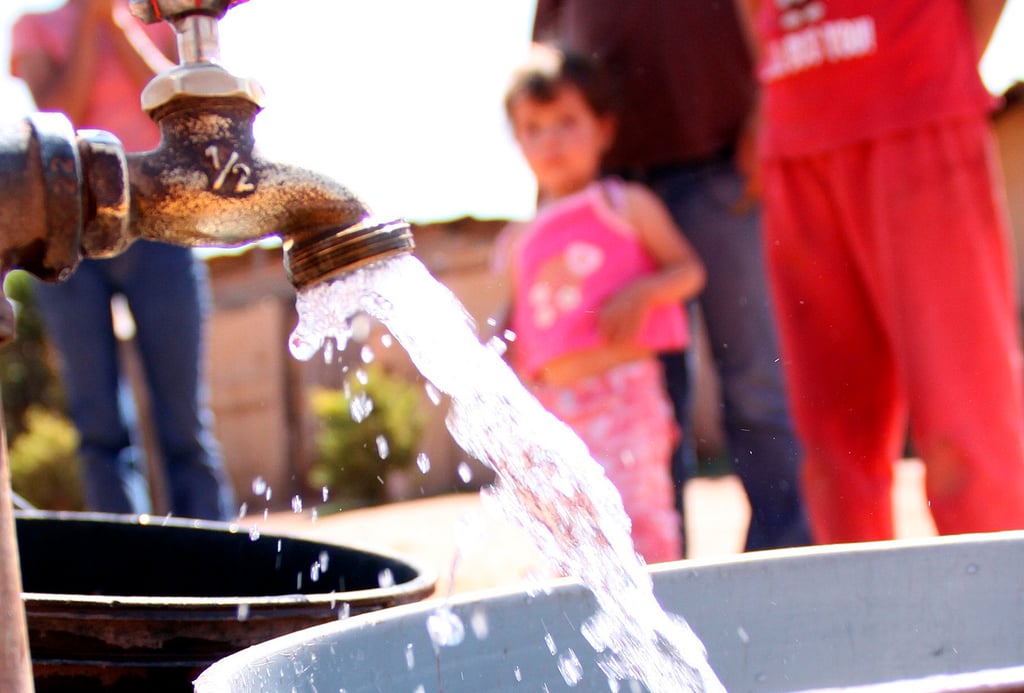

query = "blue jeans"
[[630, 153, 811, 552], [34, 240, 235, 520]]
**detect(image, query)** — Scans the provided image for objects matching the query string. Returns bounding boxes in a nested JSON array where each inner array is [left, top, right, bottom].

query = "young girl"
[[494, 45, 706, 562]]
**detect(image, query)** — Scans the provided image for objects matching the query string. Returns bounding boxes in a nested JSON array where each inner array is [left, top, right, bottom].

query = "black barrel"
[[16, 510, 436, 692]]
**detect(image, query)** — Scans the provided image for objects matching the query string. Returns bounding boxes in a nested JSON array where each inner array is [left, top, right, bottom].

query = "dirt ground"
[[262, 459, 937, 598]]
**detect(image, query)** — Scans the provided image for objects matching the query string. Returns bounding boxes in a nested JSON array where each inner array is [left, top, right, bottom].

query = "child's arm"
[[599, 183, 706, 345]]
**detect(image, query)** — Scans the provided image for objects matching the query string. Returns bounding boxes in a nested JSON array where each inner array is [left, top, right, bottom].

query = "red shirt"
[[756, 0, 994, 158], [11, 4, 171, 152]]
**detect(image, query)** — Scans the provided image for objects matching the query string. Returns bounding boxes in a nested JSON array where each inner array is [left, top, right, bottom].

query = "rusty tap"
[[128, 0, 415, 286], [0, 0, 414, 344]]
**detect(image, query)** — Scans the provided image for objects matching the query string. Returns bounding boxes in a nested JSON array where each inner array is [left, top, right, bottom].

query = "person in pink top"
[[10, 0, 236, 520], [494, 45, 707, 562], [741, 0, 1024, 542]]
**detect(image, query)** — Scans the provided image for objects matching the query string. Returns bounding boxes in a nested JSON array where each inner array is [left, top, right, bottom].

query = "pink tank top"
[[11, 5, 171, 152], [755, 0, 993, 158], [508, 180, 689, 378]]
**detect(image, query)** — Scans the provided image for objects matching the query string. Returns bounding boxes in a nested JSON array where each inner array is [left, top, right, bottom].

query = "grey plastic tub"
[[196, 531, 1024, 692]]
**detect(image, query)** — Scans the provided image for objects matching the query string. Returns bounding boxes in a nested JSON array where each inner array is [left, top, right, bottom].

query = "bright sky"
[[1, 0, 1022, 225]]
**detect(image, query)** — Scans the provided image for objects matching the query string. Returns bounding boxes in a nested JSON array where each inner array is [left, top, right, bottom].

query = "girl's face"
[[509, 83, 615, 200]]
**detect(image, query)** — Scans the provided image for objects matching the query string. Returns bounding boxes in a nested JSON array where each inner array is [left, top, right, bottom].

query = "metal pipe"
[[173, 14, 221, 65], [0, 390, 33, 692]]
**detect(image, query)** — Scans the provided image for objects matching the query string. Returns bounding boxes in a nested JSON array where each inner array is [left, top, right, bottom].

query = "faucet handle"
[[129, 0, 250, 24]]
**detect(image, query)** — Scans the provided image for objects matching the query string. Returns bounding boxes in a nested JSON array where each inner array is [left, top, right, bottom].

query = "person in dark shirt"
[[534, 1, 811, 553]]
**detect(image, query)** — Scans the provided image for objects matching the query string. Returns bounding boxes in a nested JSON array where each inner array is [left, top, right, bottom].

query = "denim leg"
[[33, 264, 151, 513], [648, 160, 811, 551], [658, 344, 695, 553], [116, 242, 236, 520]]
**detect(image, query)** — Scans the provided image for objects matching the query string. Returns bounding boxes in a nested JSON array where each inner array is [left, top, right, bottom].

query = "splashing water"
[[289, 255, 723, 692]]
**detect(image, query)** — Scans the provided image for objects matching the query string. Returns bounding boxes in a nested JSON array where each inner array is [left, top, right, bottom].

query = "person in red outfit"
[[742, 0, 1024, 542]]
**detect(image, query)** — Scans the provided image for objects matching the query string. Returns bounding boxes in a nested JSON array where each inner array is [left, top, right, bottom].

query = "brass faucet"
[[0, 0, 414, 343]]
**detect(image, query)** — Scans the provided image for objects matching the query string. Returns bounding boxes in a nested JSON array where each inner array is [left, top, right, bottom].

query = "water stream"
[[289, 254, 724, 692]]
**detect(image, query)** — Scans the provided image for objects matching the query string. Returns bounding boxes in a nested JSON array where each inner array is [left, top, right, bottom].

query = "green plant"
[[1, 270, 64, 440], [309, 364, 427, 508], [9, 405, 84, 511]]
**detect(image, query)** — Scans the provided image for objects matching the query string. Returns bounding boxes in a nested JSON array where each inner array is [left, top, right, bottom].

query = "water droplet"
[[416, 452, 431, 474], [737, 626, 750, 644], [486, 335, 508, 356], [322, 486, 330, 503], [966, 563, 979, 575], [237, 502, 248, 518], [252, 476, 267, 496], [503, 328, 517, 342], [249, 526, 261, 541], [380, 334, 393, 348], [322, 337, 336, 364], [355, 368, 369, 385], [545, 632, 557, 655], [426, 607, 465, 648], [319, 551, 329, 572], [376, 435, 390, 459], [349, 393, 373, 422], [457, 462, 473, 484], [514, 666, 522, 682], [337, 602, 350, 620], [291, 495, 304, 513], [236, 603, 250, 621], [424, 382, 442, 406], [360, 345, 375, 364], [137, 514, 151, 526], [405, 643, 415, 669], [289, 335, 318, 362], [470, 608, 490, 639], [378, 568, 395, 588], [558, 648, 583, 686]]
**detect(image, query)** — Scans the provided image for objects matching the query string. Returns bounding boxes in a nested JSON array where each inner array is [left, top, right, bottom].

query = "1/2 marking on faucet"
[[205, 145, 255, 194]]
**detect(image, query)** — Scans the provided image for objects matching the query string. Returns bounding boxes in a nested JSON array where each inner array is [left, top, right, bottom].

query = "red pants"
[[763, 116, 1024, 543]]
